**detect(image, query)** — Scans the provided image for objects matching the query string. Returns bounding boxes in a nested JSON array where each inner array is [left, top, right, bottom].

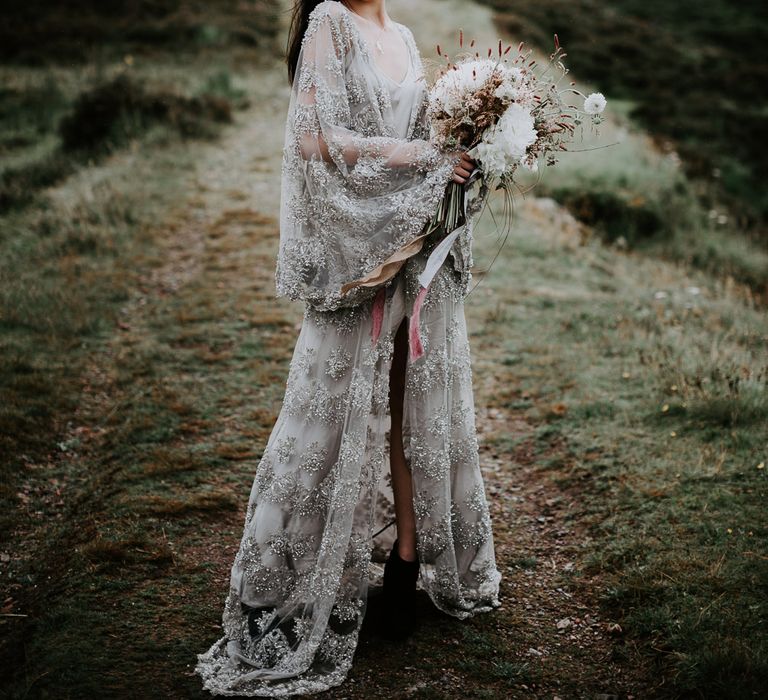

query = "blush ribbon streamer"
[[370, 286, 386, 345], [407, 223, 466, 360]]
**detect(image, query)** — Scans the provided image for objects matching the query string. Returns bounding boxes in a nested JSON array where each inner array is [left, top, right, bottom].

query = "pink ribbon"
[[408, 285, 429, 361], [370, 286, 386, 345]]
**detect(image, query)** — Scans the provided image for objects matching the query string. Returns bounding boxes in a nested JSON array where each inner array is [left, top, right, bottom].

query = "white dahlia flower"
[[494, 103, 538, 159], [583, 92, 607, 115], [473, 103, 538, 177]]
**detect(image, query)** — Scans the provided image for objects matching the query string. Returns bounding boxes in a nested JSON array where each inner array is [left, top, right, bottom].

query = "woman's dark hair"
[[287, 1, 339, 84]]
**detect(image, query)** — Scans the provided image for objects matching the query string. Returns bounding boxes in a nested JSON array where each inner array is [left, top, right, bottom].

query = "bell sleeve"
[[276, 2, 461, 312]]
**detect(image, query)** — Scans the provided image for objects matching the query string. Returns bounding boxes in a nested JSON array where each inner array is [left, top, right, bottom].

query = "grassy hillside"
[[469, 199, 768, 696], [0, 1, 276, 215], [475, 0, 768, 220], [475, 0, 768, 296], [0, 0, 279, 64]]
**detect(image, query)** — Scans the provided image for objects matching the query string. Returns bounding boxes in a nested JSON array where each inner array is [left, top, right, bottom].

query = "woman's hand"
[[452, 152, 477, 184]]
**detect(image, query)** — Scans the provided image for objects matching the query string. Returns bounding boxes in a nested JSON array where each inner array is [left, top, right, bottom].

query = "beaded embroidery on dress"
[[195, 2, 501, 696]]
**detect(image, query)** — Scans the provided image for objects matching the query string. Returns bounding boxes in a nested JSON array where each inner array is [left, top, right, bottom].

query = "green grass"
[[475, 0, 768, 296], [0, 150, 187, 532], [531, 137, 768, 296], [476, 0, 768, 220], [0, 72, 235, 214], [0, 56, 293, 694], [0, 76, 69, 150], [0, 20, 278, 689], [469, 197, 768, 696], [0, 202, 276, 696]]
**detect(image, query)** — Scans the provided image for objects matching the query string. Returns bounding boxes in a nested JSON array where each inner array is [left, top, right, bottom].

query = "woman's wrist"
[[415, 140, 462, 173]]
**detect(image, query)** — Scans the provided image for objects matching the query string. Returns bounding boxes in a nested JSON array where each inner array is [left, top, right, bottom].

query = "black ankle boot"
[[381, 539, 420, 639]]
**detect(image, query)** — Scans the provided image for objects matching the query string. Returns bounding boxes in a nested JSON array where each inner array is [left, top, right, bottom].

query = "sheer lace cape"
[[276, 0, 462, 311]]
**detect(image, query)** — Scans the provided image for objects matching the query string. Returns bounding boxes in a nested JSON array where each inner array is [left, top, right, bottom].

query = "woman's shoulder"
[[393, 22, 421, 60], [309, 1, 347, 23], [304, 1, 353, 54], [391, 21, 418, 47], [305, 1, 352, 43], [392, 20, 415, 38]]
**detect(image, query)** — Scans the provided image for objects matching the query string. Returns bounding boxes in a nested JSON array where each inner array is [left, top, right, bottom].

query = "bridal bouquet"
[[404, 35, 605, 359], [425, 34, 606, 234]]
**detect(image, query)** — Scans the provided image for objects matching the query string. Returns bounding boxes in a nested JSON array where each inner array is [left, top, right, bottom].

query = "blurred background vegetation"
[[478, 0, 768, 295], [0, 0, 765, 698], [0, 0, 279, 62], [0, 0, 276, 212]]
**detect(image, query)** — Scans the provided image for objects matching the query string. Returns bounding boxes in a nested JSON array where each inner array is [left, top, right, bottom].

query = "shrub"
[[60, 74, 231, 154], [0, 153, 74, 211], [0, 0, 280, 63], [549, 188, 665, 243]]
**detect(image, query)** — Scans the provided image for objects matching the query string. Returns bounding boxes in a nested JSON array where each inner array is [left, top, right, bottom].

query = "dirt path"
[[110, 1, 651, 693], [2, 2, 664, 697]]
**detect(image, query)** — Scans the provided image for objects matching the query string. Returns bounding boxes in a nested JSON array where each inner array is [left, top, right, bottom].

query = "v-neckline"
[[339, 4, 413, 86], [379, 50, 412, 88]]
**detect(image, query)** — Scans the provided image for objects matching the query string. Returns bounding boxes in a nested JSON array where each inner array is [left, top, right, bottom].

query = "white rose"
[[472, 141, 508, 178], [494, 103, 537, 162]]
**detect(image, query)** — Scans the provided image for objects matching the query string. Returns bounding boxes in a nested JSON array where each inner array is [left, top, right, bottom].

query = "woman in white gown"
[[195, 1, 501, 695]]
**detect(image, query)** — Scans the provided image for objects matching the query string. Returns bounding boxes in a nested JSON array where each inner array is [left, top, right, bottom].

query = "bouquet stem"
[[426, 180, 466, 241]]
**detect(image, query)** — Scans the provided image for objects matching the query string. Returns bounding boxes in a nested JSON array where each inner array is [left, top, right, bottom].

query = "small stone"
[[556, 618, 572, 630]]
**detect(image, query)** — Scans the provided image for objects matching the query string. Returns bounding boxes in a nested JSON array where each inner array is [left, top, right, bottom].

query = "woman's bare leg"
[[389, 318, 417, 562]]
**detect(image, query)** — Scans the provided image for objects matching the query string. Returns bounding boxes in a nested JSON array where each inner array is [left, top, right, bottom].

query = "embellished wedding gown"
[[195, 2, 501, 695]]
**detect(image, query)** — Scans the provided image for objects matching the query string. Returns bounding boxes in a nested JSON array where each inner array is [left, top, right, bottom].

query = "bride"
[[196, 0, 501, 695]]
